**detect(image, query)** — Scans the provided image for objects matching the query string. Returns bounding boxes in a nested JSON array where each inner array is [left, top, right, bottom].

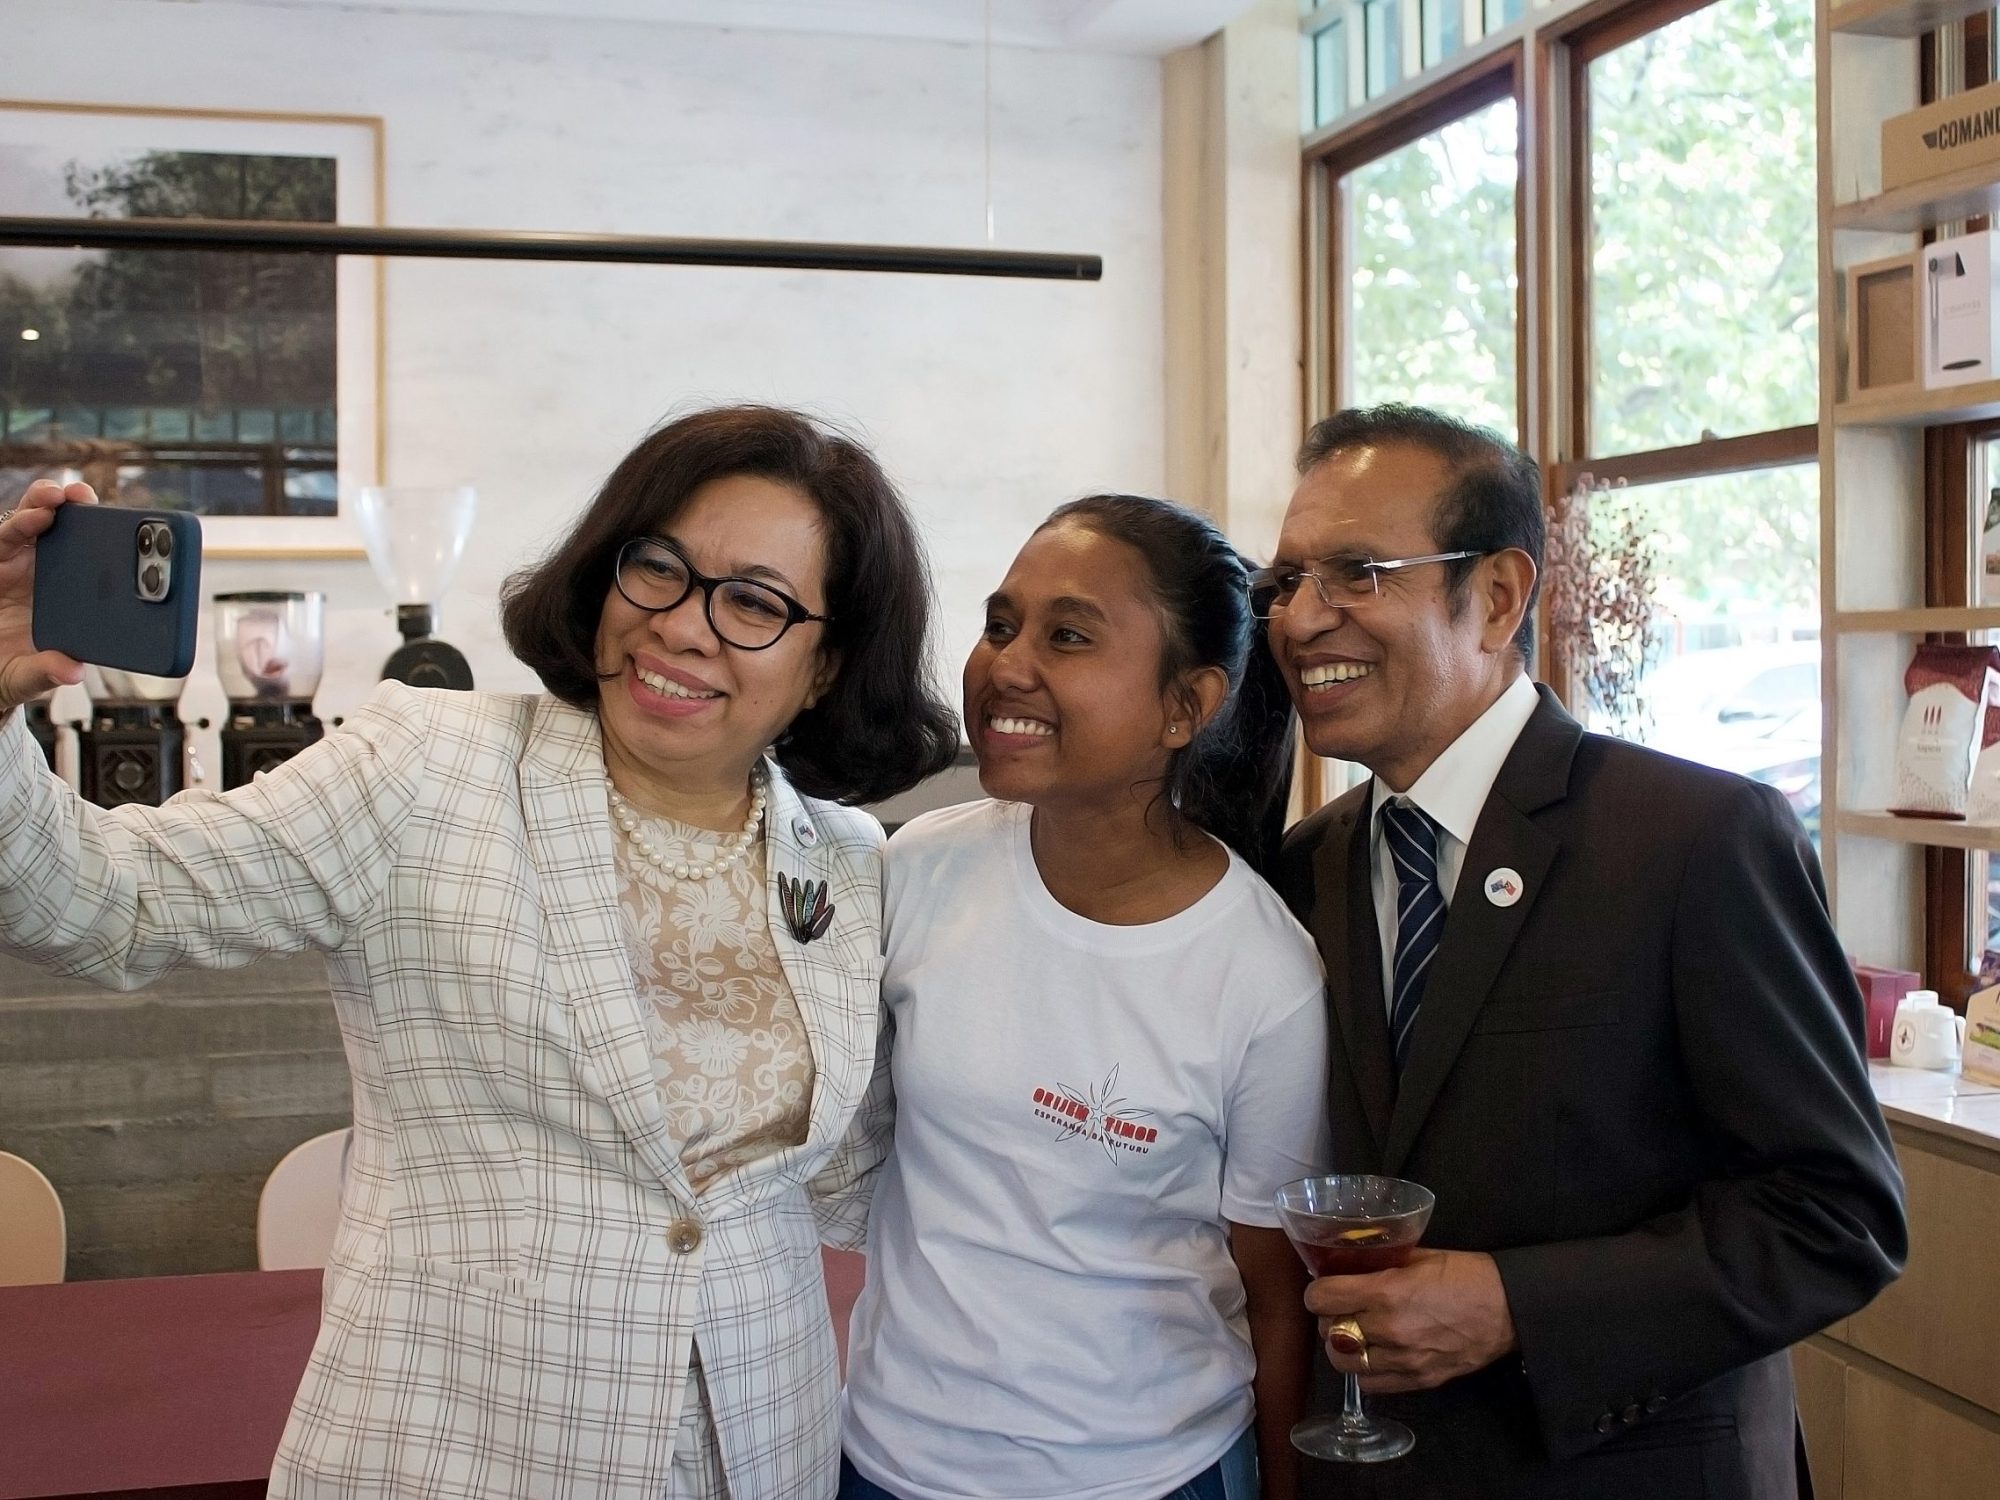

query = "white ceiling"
[[182, 0, 1261, 54]]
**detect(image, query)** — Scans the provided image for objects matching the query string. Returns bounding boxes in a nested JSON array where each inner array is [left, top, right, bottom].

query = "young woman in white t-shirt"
[[835, 495, 1331, 1500]]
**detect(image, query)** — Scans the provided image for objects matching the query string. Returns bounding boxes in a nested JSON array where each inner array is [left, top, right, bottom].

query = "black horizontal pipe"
[[0, 214, 1102, 281]]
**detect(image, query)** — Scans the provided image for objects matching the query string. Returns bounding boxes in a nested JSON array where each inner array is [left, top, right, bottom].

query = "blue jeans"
[[837, 1426, 1259, 1500]]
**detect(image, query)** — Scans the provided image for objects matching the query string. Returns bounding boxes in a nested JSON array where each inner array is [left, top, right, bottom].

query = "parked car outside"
[[1623, 642, 1821, 842]]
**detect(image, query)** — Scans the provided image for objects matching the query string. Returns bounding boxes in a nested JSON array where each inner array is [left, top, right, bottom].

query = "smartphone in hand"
[[31, 505, 203, 678]]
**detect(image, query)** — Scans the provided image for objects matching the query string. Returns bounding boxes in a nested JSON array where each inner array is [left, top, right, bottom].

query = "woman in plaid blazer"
[[0, 407, 957, 1500]]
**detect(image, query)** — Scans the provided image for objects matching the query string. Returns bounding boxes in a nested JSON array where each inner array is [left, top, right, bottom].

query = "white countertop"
[[1869, 1058, 2000, 1156]]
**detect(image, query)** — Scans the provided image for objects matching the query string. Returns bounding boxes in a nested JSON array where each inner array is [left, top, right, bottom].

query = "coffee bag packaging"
[[1970, 700, 2000, 823], [1964, 984, 2000, 1087], [1892, 643, 2000, 818]]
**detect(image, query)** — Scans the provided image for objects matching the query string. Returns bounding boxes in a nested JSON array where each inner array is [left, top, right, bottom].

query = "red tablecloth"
[[0, 1269, 322, 1500]]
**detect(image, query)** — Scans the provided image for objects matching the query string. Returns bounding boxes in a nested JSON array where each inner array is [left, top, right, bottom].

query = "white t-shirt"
[[841, 800, 1331, 1500]]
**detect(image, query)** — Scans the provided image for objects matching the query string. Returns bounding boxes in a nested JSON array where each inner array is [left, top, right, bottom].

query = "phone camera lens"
[[137, 529, 154, 556], [141, 563, 163, 596], [153, 528, 172, 559]]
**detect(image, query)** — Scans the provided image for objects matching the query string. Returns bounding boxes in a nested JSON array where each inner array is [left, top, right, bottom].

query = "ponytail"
[[1172, 608, 1295, 876]]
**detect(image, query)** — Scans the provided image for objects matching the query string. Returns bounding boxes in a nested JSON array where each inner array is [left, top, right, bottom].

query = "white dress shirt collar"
[[1369, 672, 1542, 846], [1365, 673, 1542, 1011]]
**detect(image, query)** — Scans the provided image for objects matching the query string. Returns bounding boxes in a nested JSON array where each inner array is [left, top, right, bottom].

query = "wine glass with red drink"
[[1274, 1174, 1437, 1463]]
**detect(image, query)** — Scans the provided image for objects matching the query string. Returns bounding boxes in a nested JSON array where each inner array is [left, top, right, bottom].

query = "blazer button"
[[667, 1218, 703, 1254], [1595, 1412, 1616, 1434], [1645, 1395, 1668, 1415], [1621, 1403, 1642, 1425]]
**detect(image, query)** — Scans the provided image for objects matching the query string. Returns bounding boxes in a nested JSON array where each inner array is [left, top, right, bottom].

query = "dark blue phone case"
[[31, 507, 203, 679]]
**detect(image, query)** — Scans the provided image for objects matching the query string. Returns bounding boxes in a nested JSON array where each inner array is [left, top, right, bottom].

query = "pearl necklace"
[[606, 774, 767, 881]]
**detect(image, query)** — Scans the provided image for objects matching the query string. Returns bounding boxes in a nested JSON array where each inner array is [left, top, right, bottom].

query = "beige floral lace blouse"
[[610, 805, 816, 1193]]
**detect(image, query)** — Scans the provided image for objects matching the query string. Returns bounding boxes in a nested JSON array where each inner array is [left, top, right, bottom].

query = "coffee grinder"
[[76, 666, 190, 808], [214, 591, 327, 790], [354, 485, 477, 690]]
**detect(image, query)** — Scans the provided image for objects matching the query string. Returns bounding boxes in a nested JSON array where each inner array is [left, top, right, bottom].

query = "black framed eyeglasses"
[[1248, 550, 1487, 619], [613, 537, 831, 650]]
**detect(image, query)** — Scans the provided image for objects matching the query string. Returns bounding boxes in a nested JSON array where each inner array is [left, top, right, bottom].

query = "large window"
[[1571, 0, 1818, 819], [1421, 0, 1464, 69], [1583, 0, 1818, 455], [1346, 96, 1519, 435], [1305, 0, 1529, 130], [1604, 463, 1822, 838], [1307, 0, 1821, 833], [1363, 0, 1402, 97]]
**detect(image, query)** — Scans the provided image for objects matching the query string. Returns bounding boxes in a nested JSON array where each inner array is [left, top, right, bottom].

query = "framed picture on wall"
[[0, 101, 382, 557]]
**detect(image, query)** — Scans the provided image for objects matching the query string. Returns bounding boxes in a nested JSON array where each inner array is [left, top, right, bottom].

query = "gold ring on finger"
[[1329, 1316, 1369, 1370]]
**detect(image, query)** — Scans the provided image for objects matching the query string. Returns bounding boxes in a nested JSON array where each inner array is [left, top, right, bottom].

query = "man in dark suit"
[[1264, 405, 1906, 1499]]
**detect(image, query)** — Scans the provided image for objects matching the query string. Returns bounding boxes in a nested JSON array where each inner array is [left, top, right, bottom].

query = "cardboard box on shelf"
[[1965, 984, 2000, 1087], [1854, 962, 1922, 1060], [1883, 78, 2000, 193], [1921, 231, 2000, 389]]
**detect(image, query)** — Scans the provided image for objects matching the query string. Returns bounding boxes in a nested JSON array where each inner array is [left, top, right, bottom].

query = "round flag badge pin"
[[1485, 867, 1524, 907]]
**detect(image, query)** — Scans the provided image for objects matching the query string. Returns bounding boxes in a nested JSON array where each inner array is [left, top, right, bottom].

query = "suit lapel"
[[1380, 688, 1582, 1175], [1315, 797, 1394, 1156], [518, 697, 698, 1206], [757, 765, 865, 1162]]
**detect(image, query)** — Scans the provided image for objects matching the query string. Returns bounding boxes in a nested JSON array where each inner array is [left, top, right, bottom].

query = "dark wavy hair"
[[501, 404, 959, 804], [1298, 403, 1545, 664], [1041, 494, 1295, 875]]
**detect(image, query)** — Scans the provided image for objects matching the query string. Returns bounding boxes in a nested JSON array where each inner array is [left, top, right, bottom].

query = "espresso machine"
[[76, 666, 190, 808], [214, 591, 327, 790], [354, 485, 477, 690]]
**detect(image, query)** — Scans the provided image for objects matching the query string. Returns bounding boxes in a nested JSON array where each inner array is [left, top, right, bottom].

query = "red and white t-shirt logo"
[[1030, 1065, 1157, 1161]]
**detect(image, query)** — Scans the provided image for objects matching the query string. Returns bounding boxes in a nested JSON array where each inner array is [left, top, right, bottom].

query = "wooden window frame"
[[1299, 48, 1526, 813], [1306, 44, 1529, 446], [1545, 0, 1821, 703], [1301, 0, 1822, 798], [1558, 0, 1726, 461], [1555, 0, 1818, 482]]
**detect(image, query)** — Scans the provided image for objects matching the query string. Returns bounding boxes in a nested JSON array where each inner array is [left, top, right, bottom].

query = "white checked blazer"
[[0, 682, 892, 1499]]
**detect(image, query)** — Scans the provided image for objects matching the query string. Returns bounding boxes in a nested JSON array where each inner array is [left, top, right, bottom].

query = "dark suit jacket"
[[1272, 686, 1907, 1500]]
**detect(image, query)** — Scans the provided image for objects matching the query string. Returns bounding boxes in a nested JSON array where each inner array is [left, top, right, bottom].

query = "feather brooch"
[[779, 874, 836, 944]]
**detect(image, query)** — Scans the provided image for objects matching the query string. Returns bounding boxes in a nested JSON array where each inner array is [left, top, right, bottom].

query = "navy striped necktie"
[[1382, 800, 1445, 1072]]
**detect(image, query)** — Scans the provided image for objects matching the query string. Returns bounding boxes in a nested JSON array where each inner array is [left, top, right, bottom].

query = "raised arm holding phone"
[[0, 480, 96, 711], [0, 409, 960, 1500]]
